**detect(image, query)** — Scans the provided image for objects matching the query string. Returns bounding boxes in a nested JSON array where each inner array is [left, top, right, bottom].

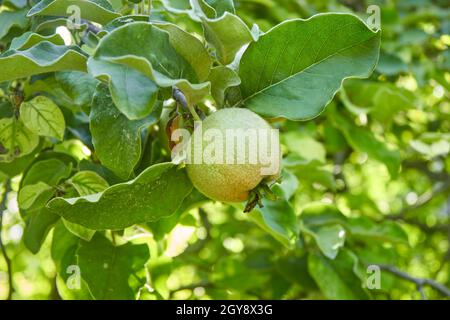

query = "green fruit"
[[185, 108, 280, 202]]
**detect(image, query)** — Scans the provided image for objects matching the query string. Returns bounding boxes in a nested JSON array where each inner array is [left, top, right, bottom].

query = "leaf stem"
[[0, 179, 13, 300], [172, 87, 201, 121]]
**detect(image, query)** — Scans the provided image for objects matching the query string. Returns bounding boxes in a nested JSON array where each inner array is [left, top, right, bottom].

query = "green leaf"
[[283, 131, 326, 163], [303, 224, 346, 259], [0, 117, 39, 162], [21, 157, 73, 187], [20, 96, 66, 140], [246, 198, 299, 248], [9, 31, 64, 50], [238, 13, 381, 120], [0, 141, 42, 177], [300, 202, 347, 227], [153, 22, 212, 82], [202, 12, 254, 64], [24, 206, 60, 253], [18, 181, 60, 253], [308, 250, 370, 299], [27, 0, 121, 25], [69, 171, 109, 196], [47, 163, 193, 230], [51, 221, 93, 299], [76, 234, 149, 299], [88, 22, 210, 118], [204, 0, 235, 17], [62, 219, 96, 242], [0, 9, 28, 40], [89, 84, 161, 179], [25, 71, 99, 112], [347, 217, 408, 244], [283, 155, 336, 190], [88, 61, 159, 120], [147, 188, 209, 240], [18, 181, 53, 210], [329, 109, 401, 178], [208, 66, 240, 106], [0, 42, 88, 83]]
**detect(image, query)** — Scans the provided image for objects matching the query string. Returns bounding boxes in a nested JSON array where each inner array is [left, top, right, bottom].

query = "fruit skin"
[[185, 108, 280, 203]]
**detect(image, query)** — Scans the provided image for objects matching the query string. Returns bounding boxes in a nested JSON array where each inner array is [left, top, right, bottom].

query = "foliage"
[[0, 0, 449, 300]]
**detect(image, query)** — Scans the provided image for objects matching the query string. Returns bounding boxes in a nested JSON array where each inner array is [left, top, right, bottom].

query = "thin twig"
[[378, 264, 450, 298], [0, 179, 13, 300]]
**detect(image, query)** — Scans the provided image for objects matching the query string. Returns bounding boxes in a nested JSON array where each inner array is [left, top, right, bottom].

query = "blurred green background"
[[0, 0, 449, 300]]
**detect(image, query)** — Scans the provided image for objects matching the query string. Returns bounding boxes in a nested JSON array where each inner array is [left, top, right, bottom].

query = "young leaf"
[[47, 163, 193, 230], [89, 84, 161, 179], [238, 13, 381, 120], [18, 182, 53, 210], [20, 96, 66, 140], [202, 12, 254, 65], [76, 234, 149, 299], [0, 117, 39, 162], [27, 0, 121, 25], [208, 66, 240, 106], [69, 171, 109, 196]]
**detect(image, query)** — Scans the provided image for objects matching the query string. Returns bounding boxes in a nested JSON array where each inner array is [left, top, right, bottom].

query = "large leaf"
[[88, 22, 210, 119], [0, 117, 39, 162], [89, 84, 161, 179], [76, 234, 149, 299], [0, 42, 88, 83], [20, 96, 66, 140], [308, 250, 370, 299], [27, 0, 120, 25], [238, 13, 381, 120], [47, 163, 193, 230]]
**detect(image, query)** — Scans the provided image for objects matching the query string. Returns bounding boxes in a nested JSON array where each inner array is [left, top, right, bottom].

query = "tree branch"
[[0, 179, 13, 300], [378, 264, 450, 299]]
